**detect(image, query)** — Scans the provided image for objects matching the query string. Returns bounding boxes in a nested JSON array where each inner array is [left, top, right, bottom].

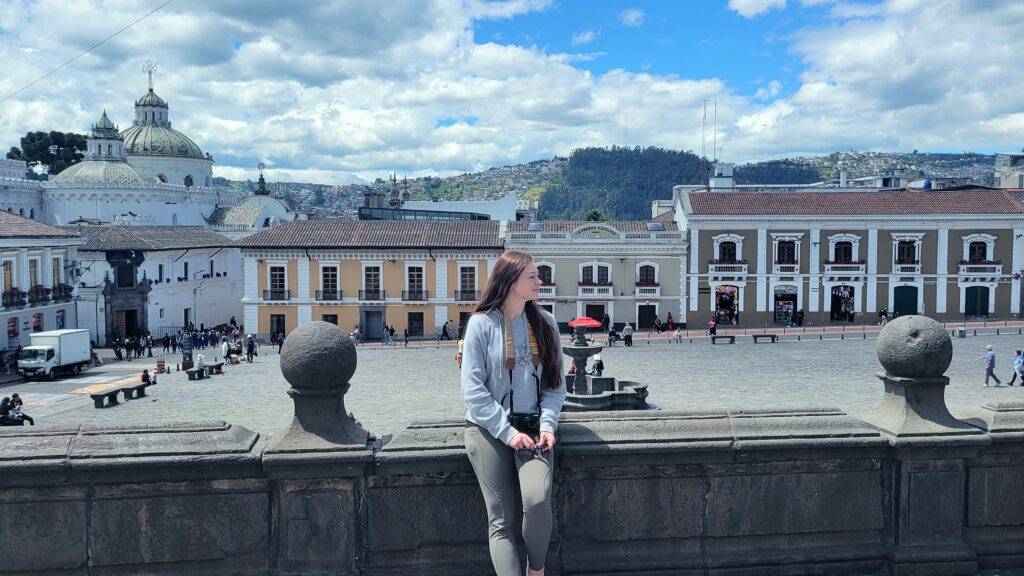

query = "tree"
[[7, 131, 87, 175], [583, 209, 608, 221]]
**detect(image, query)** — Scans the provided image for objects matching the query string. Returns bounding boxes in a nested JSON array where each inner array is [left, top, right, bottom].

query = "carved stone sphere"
[[280, 321, 356, 390], [876, 315, 951, 378]]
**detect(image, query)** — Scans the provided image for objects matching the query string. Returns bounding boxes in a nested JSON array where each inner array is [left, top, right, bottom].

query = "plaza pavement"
[[6, 329, 1023, 437]]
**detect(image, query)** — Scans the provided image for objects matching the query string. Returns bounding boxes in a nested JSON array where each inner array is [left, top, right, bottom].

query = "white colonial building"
[[506, 220, 687, 330]]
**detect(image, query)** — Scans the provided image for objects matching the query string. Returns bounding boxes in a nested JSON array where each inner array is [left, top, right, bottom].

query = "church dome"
[[53, 159, 153, 185], [136, 88, 168, 108], [121, 124, 205, 159]]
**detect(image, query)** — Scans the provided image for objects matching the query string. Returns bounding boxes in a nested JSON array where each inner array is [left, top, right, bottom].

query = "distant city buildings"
[[994, 153, 1024, 189]]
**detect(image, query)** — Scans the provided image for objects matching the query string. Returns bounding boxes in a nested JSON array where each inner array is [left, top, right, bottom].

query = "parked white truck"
[[16, 329, 92, 380]]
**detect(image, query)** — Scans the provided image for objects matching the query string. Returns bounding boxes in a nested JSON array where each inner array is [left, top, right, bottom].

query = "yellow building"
[[235, 219, 502, 340]]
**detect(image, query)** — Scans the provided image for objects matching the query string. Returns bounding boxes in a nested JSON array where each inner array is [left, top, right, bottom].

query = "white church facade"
[[1, 71, 302, 345]]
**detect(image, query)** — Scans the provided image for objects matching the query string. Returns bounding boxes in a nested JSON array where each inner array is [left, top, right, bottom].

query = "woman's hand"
[[508, 433, 537, 450], [538, 431, 557, 450]]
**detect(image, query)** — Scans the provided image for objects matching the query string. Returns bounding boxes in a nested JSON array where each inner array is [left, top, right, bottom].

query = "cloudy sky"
[[1, 0, 1022, 184]]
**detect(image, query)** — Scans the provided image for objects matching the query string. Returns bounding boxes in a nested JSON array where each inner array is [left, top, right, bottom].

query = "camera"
[[509, 412, 540, 435]]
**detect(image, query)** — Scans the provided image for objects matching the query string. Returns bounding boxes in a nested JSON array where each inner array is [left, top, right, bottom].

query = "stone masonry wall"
[[3, 318, 1024, 576]]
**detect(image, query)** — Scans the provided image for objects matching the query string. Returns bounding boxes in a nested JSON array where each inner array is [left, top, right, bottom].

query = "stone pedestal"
[[860, 315, 988, 576]]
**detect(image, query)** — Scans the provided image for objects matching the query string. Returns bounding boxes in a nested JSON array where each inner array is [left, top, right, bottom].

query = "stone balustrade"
[[2, 317, 1024, 576]]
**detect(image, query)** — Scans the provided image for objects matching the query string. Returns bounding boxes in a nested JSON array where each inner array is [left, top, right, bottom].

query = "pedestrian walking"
[[1009, 349, 1024, 386], [403, 328, 409, 347], [982, 344, 1002, 387], [653, 316, 662, 333], [600, 312, 610, 332], [460, 250, 566, 576], [666, 312, 674, 331], [277, 332, 284, 354], [245, 336, 255, 363], [146, 336, 153, 358]]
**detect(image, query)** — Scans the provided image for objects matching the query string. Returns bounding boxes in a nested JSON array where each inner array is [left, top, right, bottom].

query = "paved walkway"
[[12, 329, 1022, 437]]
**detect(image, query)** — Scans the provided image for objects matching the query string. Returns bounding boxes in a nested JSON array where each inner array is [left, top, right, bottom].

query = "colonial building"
[[67, 225, 241, 344], [205, 166, 306, 240], [235, 219, 503, 340], [1, 211, 83, 351], [673, 186, 1024, 326], [505, 220, 686, 330]]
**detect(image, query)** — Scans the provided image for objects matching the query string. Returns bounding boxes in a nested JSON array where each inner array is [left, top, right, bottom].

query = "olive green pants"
[[464, 423, 554, 575]]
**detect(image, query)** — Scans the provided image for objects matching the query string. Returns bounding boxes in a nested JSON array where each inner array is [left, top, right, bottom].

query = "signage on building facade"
[[6, 318, 18, 351], [33, 313, 43, 332], [555, 298, 577, 304], [56, 309, 65, 330]]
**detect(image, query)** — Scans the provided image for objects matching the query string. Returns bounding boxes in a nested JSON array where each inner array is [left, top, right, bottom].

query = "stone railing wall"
[[3, 317, 1024, 576]]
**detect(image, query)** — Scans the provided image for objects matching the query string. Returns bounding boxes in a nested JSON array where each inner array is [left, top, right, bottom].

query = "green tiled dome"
[[121, 124, 205, 159], [53, 159, 152, 185], [136, 88, 168, 108]]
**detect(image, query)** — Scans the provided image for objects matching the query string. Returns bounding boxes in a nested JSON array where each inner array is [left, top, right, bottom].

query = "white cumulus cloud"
[[619, 8, 644, 26], [728, 0, 787, 18], [571, 29, 597, 45]]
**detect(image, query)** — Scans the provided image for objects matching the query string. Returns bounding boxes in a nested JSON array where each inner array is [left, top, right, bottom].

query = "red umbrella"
[[568, 316, 602, 329]]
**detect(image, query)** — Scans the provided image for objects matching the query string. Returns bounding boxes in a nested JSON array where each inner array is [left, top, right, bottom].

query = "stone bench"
[[123, 382, 153, 400], [207, 362, 224, 375], [711, 335, 735, 344], [185, 368, 206, 381], [752, 334, 779, 343], [90, 389, 122, 408]]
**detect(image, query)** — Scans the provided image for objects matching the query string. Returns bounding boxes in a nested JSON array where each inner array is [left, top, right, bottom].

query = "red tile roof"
[[688, 188, 1024, 216], [64, 226, 232, 252], [507, 220, 678, 232], [235, 218, 502, 249], [0, 211, 79, 239]]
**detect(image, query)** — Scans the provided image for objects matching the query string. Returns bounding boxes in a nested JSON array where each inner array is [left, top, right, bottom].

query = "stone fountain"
[[561, 324, 648, 412]]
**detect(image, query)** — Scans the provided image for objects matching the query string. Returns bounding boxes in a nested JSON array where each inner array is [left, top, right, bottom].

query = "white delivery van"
[[16, 329, 92, 380]]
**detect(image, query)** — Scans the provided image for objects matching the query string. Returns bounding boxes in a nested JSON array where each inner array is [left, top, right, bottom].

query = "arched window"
[[969, 241, 988, 262], [107, 144, 112, 156], [205, 176, 211, 186], [537, 265, 553, 285], [719, 241, 737, 262], [638, 265, 657, 285], [834, 241, 853, 263], [580, 263, 610, 285], [29, 208, 34, 219], [157, 174, 167, 183], [184, 175, 194, 188], [263, 217, 271, 227], [171, 213, 178, 225], [19, 208, 24, 216]]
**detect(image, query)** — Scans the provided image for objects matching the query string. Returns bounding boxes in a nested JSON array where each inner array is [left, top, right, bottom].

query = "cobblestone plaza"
[[12, 333, 1023, 436]]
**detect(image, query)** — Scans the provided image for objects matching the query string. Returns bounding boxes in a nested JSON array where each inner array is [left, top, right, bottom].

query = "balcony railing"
[[824, 262, 867, 276], [635, 285, 661, 298], [51, 283, 73, 302], [359, 289, 386, 301], [316, 290, 343, 301], [578, 285, 614, 298], [454, 290, 478, 302], [2, 289, 26, 309], [959, 261, 1003, 276], [893, 261, 921, 275], [538, 285, 556, 299], [28, 285, 51, 305], [263, 289, 291, 301], [773, 263, 799, 275], [709, 262, 748, 277], [402, 289, 429, 301]]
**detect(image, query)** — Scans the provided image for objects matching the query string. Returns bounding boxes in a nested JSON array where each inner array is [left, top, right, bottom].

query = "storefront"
[[715, 285, 740, 325], [830, 285, 856, 322], [773, 285, 798, 325]]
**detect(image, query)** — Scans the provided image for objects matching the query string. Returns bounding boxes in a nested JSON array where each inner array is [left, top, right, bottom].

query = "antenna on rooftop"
[[142, 59, 157, 90]]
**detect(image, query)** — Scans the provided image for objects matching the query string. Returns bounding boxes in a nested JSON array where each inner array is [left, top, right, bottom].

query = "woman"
[[461, 251, 567, 576]]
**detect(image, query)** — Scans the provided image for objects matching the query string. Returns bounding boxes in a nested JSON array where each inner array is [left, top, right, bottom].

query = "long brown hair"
[[474, 251, 561, 390]]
